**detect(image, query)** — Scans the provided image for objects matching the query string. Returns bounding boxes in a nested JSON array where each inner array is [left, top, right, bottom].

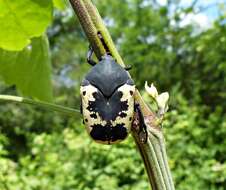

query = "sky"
[[157, 0, 226, 29]]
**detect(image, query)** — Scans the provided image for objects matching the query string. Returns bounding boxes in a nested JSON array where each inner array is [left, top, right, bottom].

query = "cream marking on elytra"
[[80, 85, 107, 129], [111, 84, 135, 132], [80, 83, 135, 144]]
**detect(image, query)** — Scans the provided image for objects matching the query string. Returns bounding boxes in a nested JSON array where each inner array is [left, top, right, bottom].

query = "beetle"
[[80, 47, 136, 144]]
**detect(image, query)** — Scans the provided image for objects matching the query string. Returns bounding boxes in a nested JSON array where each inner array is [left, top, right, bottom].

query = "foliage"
[[0, 0, 226, 190], [0, 36, 53, 101], [53, 0, 67, 10], [0, 0, 65, 100], [0, 0, 53, 51]]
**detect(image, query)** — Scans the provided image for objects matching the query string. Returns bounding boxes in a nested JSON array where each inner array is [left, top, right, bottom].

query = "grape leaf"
[[0, 36, 53, 102], [0, 0, 53, 51]]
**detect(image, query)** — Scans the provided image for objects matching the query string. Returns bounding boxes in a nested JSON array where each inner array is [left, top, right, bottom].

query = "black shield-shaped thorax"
[[84, 56, 132, 97]]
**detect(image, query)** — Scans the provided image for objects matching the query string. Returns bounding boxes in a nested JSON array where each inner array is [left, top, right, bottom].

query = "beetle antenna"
[[87, 45, 97, 66]]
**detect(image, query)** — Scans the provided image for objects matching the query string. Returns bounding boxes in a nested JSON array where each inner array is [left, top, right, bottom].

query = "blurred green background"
[[0, 0, 226, 189]]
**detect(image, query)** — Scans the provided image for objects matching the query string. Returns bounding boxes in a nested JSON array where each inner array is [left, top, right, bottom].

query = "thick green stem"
[[82, 0, 125, 66], [69, 1, 175, 190], [69, 0, 106, 58], [0, 95, 79, 116], [132, 118, 175, 190]]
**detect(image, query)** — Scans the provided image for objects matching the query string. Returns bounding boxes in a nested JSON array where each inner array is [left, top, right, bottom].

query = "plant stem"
[[69, 0, 175, 189], [0, 95, 80, 116], [69, 0, 106, 58]]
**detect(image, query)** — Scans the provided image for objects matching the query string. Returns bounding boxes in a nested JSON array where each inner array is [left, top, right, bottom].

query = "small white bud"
[[156, 92, 169, 114], [145, 81, 158, 99]]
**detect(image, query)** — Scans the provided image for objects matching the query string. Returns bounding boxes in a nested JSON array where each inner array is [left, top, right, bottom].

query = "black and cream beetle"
[[80, 48, 136, 144]]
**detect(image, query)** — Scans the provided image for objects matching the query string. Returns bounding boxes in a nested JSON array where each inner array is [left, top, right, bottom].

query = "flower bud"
[[145, 81, 158, 99]]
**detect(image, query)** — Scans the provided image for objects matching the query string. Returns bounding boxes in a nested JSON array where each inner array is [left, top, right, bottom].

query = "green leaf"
[[0, 0, 53, 51], [53, 0, 66, 10], [0, 35, 53, 102]]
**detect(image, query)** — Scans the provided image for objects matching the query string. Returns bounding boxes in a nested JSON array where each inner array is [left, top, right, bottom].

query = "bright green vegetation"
[[0, 0, 53, 51], [0, 1, 226, 190], [0, 36, 53, 101]]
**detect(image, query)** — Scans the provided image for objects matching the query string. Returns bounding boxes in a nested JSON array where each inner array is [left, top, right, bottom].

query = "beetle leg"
[[134, 103, 148, 143], [124, 65, 132, 71], [87, 45, 97, 66], [97, 31, 111, 55]]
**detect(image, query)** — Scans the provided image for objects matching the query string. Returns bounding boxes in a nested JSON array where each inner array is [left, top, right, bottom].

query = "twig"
[[0, 95, 79, 116]]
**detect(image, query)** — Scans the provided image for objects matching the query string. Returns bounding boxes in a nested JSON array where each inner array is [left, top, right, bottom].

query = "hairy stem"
[[69, 0, 106, 58], [0, 95, 79, 116]]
